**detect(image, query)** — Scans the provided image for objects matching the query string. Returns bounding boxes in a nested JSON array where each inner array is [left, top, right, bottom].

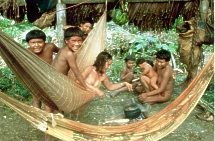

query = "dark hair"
[[136, 58, 146, 66], [155, 49, 171, 62], [125, 55, 135, 62], [146, 60, 154, 67], [80, 18, 94, 26], [93, 51, 112, 73], [64, 27, 84, 40], [26, 30, 46, 42]]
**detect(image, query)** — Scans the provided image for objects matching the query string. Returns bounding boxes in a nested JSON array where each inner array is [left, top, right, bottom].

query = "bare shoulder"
[[166, 65, 173, 73], [84, 65, 94, 72], [164, 65, 173, 78], [45, 43, 59, 52], [121, 67, 127, 73], [45, 43, 56, 48]]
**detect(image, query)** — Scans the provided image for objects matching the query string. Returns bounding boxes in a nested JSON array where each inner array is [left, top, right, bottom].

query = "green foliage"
[[0, 14, 213, 106], [106, 58, 124, 82], [0, 67, 30, 100], [202, 78, 214, 105], [110, 9, 129, 26], [171, 15, 184, 31], [107, 22, 178, 63], [110, 1, 129, 26]]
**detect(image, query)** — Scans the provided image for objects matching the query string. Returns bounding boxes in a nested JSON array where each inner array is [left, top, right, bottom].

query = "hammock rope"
[[0, 54, 213, 140], [0, 4, 214, 140], [0, 7, 108, 113]]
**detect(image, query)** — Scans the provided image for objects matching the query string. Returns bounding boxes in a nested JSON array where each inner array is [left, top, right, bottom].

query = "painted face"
[[65, 36, 83, 53], [80, 23, 92, 34], [155, 58, 168, 69], [28, 39, 45, 54], [126, 60, 135, 69]]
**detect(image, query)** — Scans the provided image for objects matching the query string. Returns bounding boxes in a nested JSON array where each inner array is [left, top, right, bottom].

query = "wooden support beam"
[[7, 0, 191, 6], [56, 0, 66, 48], [61, 0, 191, 4]]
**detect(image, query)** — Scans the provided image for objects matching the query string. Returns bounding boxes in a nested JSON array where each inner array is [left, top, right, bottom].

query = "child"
[[138, 49, 174, 104], [82, 51, 133, 98], [120, 55, 136, 83], [52, 27, 87, 89], [26, 29, 60, 141], [110, 55, 137, 97], [26, 29, 59, 109], [136, 58, 158, 91]]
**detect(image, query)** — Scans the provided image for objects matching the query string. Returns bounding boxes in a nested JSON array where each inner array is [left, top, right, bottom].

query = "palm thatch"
[[1, 0, 213, 30]]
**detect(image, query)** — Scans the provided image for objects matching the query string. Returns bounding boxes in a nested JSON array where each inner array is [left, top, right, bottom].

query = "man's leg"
[[141, 93, 171, 104], [140, 76, 150, 92], [150, 77, 158, 90]]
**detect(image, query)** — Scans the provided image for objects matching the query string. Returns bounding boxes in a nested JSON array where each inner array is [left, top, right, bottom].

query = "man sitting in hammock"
[[52, 27, 87, 89], [26, 29, 59, 110], [138, 49, 174, 104], [82, 51, 133, 98]]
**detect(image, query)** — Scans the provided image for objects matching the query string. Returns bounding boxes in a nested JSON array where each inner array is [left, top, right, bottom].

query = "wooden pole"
[[56, 0, 66, 48]]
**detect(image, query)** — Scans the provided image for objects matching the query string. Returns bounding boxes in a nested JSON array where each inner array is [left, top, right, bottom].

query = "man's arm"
[[141, 67, 172, 96], [120, 69, 129, 81], [67, 52, 87, 89], [103, 76, 133, 91], [86, 83, 104, 98]]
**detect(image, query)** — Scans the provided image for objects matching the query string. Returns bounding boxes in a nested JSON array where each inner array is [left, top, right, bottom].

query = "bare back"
[[52, 47, 76, 75]]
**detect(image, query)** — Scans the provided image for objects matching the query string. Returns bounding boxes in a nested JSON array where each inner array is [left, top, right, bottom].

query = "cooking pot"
[[124, 104, 141, 119]]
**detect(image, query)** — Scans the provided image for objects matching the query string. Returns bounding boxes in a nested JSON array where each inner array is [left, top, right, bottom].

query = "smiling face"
[[80, 22, 92, 34], [155, 58, 168, 69], [28, 38, 45, 54], [65, 36, 83, 53]]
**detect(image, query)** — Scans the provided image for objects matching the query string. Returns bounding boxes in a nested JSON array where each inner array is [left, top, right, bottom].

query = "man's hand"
[[138, 93, 147, 102], [124, 82, 133, 91]]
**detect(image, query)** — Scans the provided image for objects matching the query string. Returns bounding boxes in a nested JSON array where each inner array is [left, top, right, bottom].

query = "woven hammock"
[[0, 10, 106, 113], [0, 54, 213, 140], [0, 7, 214, 140]]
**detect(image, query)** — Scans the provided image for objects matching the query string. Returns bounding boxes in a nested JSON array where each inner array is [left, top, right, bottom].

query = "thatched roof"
[[0, 0, 214, 30]]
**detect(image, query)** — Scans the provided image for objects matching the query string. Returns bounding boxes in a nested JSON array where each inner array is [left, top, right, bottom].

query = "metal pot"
[[124, 104, 141, 119]]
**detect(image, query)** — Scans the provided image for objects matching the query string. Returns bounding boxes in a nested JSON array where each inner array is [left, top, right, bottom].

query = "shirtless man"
[[82, 51, 133, 98], [136, 58, 158, 91], [26, 29, 60, 141], [138, 49, 174, 104], [52, 27, 87, 89], [26, 29, 59, 109]]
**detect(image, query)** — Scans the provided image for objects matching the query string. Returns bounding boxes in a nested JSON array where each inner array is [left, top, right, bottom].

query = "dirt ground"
[[0, 97, 214, 141]]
